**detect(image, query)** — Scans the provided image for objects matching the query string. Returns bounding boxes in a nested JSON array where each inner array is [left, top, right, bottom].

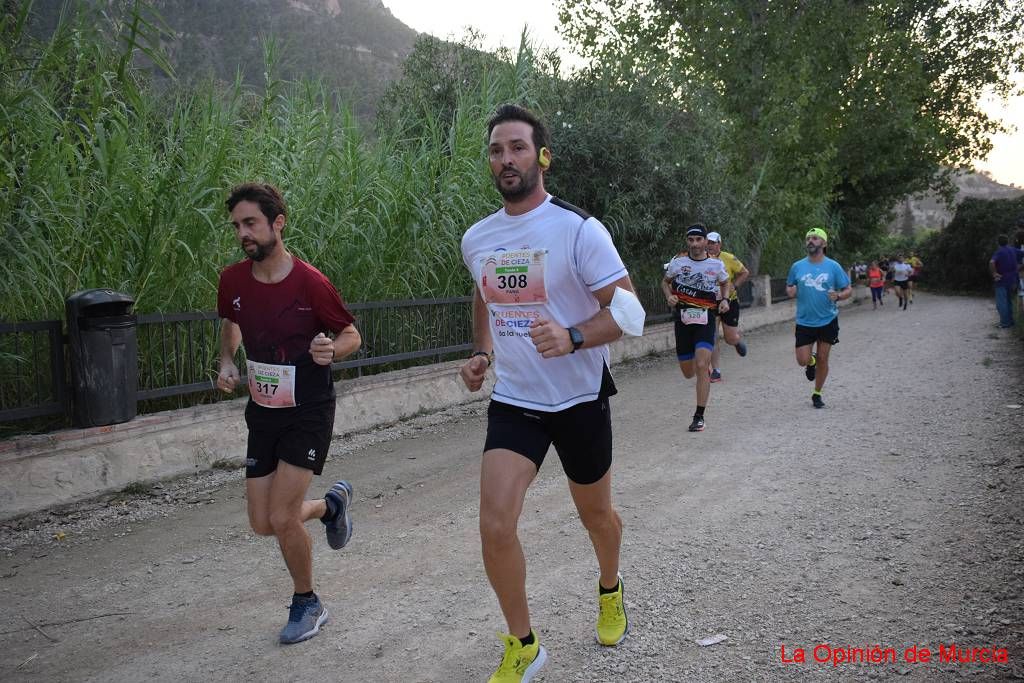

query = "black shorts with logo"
[[794, 317, 839, 347], [244, 398, 335, 478], [719, 298, 740, 327], [483, 366, 617, 485], [674, 306, 718, 360]]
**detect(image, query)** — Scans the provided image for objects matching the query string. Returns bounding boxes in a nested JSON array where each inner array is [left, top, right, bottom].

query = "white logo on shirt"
[[232, 296, 241, 311], [801, 273, 829, 291]]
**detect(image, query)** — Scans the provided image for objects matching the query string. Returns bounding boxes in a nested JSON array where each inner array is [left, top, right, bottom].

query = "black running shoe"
[[812, 393, 825, 409], [688, 416, 705, 432], [804, 354, 816, 382]]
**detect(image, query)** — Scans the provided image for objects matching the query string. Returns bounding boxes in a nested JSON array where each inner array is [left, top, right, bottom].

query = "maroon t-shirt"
[[217, 256, 355, 405]]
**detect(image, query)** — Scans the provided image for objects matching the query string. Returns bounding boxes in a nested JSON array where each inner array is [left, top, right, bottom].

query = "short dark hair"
[[997, 234, 1008, 246], [226, 183, 287, 226], [486, 104, 551, 155]]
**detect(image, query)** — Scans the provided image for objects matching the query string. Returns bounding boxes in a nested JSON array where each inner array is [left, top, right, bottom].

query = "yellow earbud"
[[538, 147, 550, 169]]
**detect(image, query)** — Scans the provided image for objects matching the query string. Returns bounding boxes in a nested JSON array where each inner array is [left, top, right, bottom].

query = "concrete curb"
[[0, 289, 866, 519]]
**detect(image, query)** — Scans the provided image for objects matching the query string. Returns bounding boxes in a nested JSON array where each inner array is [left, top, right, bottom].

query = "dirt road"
[[1, 292, 1022, 682]]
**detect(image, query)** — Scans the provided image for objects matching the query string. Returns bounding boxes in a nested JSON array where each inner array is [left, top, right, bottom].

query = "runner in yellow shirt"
[[907, 254, 923, 304], [706, 232, 749, 382]]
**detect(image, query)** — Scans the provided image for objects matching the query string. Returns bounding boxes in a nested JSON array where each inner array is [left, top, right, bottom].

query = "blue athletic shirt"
[[786, 257, 851, 327]]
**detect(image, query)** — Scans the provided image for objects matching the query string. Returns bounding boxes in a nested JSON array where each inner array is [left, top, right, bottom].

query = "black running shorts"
[[674, 307, 718, 360], [719, 298, 740, 328], [895, 280, 909, 290], [244, 399, 335, 478], [484, 397, 613, 485], [794, 317, 839, 347]]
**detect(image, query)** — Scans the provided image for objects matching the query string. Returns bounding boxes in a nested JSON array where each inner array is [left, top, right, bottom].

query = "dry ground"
[[1, 292, 1022, 682]]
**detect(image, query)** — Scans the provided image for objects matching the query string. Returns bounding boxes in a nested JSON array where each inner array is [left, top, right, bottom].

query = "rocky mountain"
[[889, 170, 1023, 235], [28, 0, 420, 117]]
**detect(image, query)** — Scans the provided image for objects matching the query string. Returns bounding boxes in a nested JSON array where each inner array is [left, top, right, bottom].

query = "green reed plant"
[[1, 4, 529, 322]]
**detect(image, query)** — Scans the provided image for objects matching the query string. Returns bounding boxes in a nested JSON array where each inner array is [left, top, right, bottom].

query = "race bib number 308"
[[480, 249, 548, 305], [247, 360, 297, 408]]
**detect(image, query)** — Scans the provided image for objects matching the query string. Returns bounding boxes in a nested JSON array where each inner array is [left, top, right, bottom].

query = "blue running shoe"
[[735, 340, 748, 357], [323, 480, 353, 550], [279, 594, 328, 644]]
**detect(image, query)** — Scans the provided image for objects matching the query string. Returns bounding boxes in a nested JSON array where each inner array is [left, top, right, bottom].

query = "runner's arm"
[[733, 264, 750, 290], [786, 284, 797, 298], [332, 324, 361, 362], [217, 319, 242, 392], [459, 287, 492, 391], [529, 275, 638, 357], [219, 319, 241, 366], [661, 274, 678, 306]]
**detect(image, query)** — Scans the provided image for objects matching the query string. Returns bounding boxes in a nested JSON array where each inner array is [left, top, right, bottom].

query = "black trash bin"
[[66, 289, 137, 427]]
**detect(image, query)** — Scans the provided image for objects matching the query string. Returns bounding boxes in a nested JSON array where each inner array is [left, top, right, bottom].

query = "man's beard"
[[242, 235, 278, 262], [688, 246, 706, 259], [493, 164, 540, 202], [806, 243, 823, 255]]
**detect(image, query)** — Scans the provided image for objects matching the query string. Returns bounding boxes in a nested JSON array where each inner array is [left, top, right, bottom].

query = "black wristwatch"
[[567, 327, 584, 353]]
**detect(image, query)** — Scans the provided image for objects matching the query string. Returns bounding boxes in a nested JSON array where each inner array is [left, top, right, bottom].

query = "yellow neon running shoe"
[[487, 630, 547, 683], [596, 575, 629, 646]]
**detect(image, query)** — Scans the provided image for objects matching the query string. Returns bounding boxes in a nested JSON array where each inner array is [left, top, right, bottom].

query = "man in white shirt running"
[[890, 254, 912, 310], [460, 104, 644, 683]]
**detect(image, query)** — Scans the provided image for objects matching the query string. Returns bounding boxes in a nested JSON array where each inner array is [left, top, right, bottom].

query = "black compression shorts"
[[794, 318, 839, 347], [484, 397, 613, 485], [244, 399, 335, 478], [719, 299, 740, 327]]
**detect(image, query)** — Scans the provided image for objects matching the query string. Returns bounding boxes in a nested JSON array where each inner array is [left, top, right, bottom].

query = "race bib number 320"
[[681, 308, 708, 325], [480, 249, 548, 305], [247, 360, 297, 408]]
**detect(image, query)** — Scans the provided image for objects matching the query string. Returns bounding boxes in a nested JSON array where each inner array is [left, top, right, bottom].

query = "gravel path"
[[1, 291, 1022, 682]]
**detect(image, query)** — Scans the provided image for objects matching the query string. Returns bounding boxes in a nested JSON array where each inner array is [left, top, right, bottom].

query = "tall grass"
[[1, 3, 525, 322]]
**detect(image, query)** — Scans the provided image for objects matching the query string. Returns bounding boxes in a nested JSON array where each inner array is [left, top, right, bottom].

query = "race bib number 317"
[[480, 249, 548, 305], [247, 360, 297, 408]]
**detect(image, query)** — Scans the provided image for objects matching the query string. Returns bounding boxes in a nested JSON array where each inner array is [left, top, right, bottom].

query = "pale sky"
[[382, 0, 1022, 188]]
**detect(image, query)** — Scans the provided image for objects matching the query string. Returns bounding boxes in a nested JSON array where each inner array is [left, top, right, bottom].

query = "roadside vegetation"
[[3, 0, 1022, 320]]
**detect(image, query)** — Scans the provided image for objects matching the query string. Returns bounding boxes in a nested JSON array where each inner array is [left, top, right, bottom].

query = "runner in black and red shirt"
[[216, 183, 361, 645], [661, 224, 732, 433]]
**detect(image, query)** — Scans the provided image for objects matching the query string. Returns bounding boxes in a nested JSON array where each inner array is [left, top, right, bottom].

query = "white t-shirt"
[[891, 262, 912, 282], [461, 195, 627, 412], [663, 254, 728, 309]]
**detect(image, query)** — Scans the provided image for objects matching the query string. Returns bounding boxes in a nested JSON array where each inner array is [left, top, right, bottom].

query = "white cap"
[[706, 231, 722, 243]]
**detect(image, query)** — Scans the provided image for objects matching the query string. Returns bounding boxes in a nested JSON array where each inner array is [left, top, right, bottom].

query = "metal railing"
[[0, 320, 66, 421], [0, 283, 757, 426], [770, 278, 790, 303]]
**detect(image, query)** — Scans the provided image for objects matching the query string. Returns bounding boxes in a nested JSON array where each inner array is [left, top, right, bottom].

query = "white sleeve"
[[574, 217, 627, 290]]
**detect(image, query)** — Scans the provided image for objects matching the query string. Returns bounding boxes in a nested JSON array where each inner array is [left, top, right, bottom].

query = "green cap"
[[805, 227, 828, 243]]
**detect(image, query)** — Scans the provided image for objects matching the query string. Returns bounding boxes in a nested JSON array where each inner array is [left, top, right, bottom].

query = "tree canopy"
[[558, 0, 1024, 272]]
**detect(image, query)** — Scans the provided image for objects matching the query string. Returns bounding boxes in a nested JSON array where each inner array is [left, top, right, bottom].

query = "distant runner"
[[786, 227, 852, 409], [705, 231, 749, 382], [890, 254, 912, 310], [662, 224, 731, 431]]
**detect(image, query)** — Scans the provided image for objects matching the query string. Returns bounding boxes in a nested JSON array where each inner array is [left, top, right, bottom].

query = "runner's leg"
[[814, 341, 833, 393], [795, 343, 814, 367], [567, 471, 621, 589], [479, 450, 538, 638], [268, 461, 317, 593], [694, 347, 713, 407]]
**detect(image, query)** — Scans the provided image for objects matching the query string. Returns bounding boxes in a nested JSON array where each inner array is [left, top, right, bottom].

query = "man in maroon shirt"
[[216, 183, 361, 644]]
